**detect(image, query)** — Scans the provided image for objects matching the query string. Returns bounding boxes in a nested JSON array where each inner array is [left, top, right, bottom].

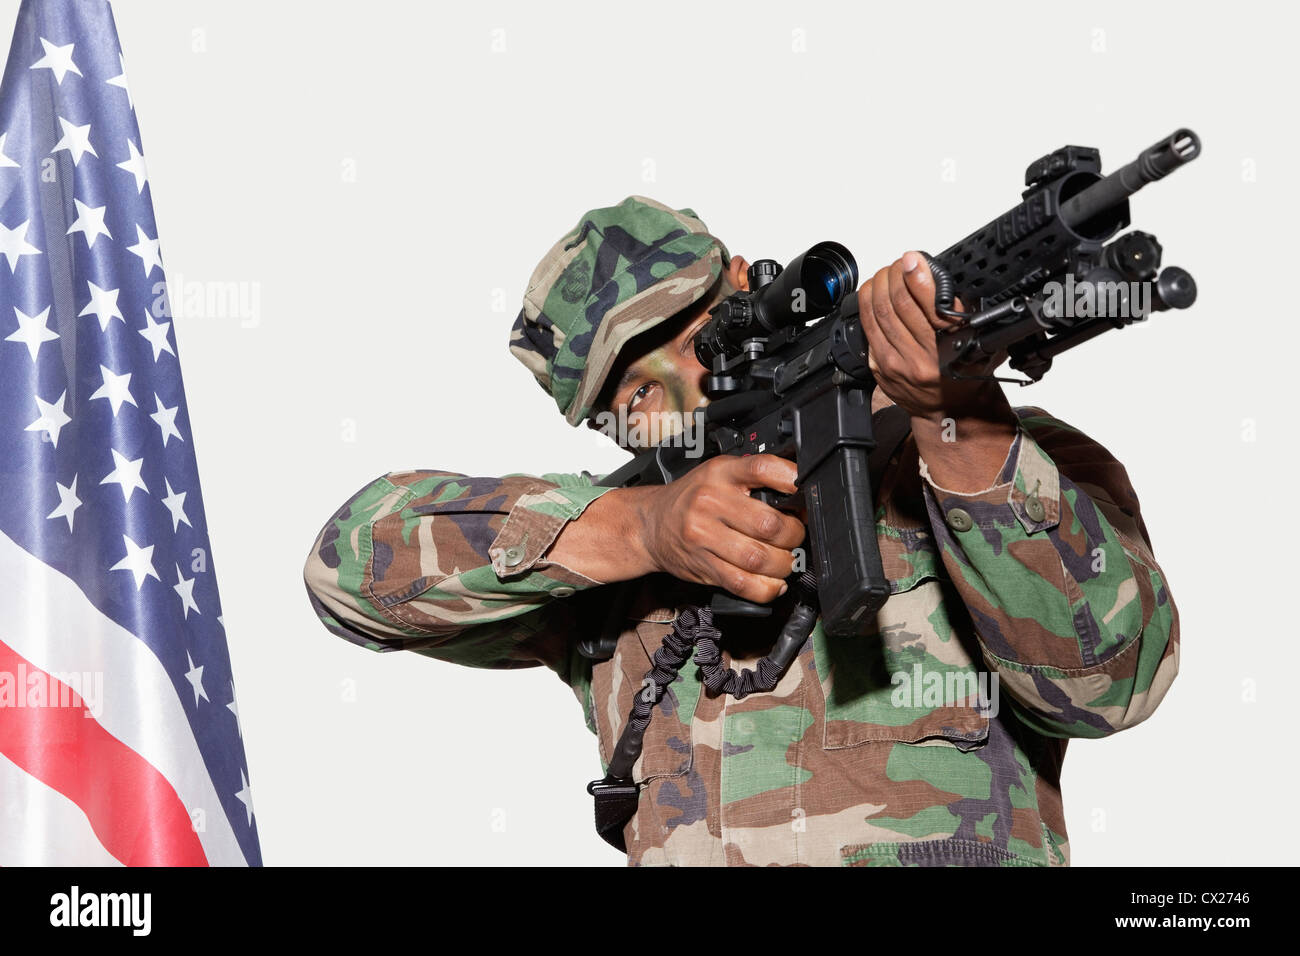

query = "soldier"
[[303, 195, 1179, 866]]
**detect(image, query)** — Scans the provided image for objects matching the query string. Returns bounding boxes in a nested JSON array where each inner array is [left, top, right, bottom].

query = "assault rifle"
[[584, 130, 1200, 848], [591, 128, 1200, 649]]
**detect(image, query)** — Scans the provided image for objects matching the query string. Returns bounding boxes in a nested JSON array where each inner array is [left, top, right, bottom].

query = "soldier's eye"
[[628, 383, 656, 410]]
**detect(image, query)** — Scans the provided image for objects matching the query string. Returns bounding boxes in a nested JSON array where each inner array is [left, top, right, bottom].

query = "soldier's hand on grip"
[[638, 454, 806, 604]]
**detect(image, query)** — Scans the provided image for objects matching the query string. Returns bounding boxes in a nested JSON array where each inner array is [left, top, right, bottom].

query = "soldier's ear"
[[726, 255, 751, 292]]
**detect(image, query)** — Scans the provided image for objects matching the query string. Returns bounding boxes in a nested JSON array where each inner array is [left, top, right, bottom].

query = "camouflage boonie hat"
[[509, 195, 731, 426]]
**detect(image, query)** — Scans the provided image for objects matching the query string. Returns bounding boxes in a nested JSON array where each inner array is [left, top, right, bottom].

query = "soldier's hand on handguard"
[[858, 250, 1006, 424], [547, 454, 806, 603], [859, 250, 1019, 492]]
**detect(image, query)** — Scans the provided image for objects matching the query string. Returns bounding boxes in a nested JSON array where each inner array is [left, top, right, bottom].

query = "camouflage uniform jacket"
[[303, 405, 1179, 866]]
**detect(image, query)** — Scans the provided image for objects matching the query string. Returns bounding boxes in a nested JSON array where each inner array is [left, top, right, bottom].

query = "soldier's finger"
[[859, 280, 899, 373], [724, 453, 799, 495], [872, 261, 926, 366], [703, 553, 789, 604], [721, 493, 807, 550], [891, 253, 939, 345], [706, 526, 799, 582]]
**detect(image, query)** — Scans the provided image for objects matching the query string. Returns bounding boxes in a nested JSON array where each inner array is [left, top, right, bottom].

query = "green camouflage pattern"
[[509, 195, 729, 426], [303, 406, 1179, 866]]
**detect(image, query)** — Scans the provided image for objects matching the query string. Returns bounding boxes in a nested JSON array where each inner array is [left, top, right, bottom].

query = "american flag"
[[0, 0, 260, 865]]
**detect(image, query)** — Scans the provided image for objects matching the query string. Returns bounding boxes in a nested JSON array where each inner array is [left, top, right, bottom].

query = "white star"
[[0, 219, 40, 272], [66, 198, 111, 248], [5, 305, 58, 361], [30, 38, 82, 85], [79, 280, 124, 331], [126, 224, 162, 277], [51, 116, 97, 166], [89, 364, 137, 417], [234, 769, 254, 827], [24, 390, 70, 447], [116, 139, 148, 193], [184, 651, 208, 705], [100, 448, 148, 502], [0, 133, 18, 168], [227, 681, 241, 738], [106, 52, 132, 110], [160, 478, 191, 532], [47, 475, 81, 532], [138, 310, 174, 361], [173, 564, 200, 619], [110, 533, 159, 590], [150, 393, 183, 445]]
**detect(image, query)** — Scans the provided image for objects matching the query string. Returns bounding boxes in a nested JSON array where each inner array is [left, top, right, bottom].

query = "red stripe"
[[0, 638, 208, 866]]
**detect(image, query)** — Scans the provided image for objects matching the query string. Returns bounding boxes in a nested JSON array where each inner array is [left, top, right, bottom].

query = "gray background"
[[11, 0, 1292, 865]]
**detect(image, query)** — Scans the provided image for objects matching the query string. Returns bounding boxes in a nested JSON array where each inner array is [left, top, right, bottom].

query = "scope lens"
[[800, 243, 857, 312]]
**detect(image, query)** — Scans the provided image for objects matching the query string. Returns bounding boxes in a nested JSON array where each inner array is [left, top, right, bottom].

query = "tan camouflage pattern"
[[303, 406, 1179, 866]]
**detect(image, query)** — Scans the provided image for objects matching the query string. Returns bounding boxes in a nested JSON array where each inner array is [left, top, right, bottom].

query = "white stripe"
[[0, 751, 124, 866], [0, 527, 248, 865]]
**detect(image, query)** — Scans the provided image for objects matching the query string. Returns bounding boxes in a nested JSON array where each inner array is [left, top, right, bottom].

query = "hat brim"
[[565, 246, 725, 426]]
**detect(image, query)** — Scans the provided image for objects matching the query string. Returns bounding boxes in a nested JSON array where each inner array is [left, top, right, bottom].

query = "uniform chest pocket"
[[812, 526, 991, 752]]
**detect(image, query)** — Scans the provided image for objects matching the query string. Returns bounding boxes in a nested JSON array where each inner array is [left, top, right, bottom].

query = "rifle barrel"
[[1060, 129, 1200, 230]]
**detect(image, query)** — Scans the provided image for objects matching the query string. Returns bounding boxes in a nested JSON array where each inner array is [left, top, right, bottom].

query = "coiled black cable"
[[921, 251, 966, 322]]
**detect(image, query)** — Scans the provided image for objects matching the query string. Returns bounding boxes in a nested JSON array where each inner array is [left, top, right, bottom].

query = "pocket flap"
[[814, 577, 993, 751]]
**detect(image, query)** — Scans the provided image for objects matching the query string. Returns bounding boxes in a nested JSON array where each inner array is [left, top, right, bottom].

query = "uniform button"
[[946, 507, 973, 532], [552, 586, 575, 598], [1024, 495, 1046, 523], [501, 545, 525, 567]]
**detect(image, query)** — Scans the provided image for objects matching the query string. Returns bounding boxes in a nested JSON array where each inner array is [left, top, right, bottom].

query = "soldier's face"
[[584, 253, 892, 449], [593, 257, 751, 445], [599, 290, 721, 425]]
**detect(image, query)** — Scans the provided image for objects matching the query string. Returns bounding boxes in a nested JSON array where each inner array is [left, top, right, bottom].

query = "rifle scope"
[[695, 241, 857, 366]]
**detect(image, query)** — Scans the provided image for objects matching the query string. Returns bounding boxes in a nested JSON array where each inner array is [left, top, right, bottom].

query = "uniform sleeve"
[[916, 406, 1179, 739], [302, 468, 618, 694]]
